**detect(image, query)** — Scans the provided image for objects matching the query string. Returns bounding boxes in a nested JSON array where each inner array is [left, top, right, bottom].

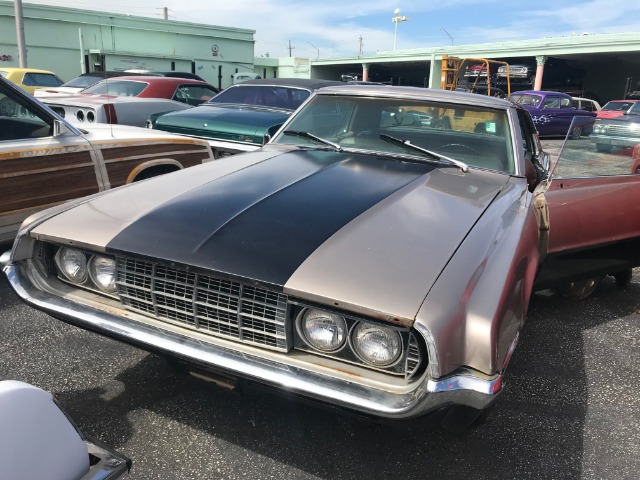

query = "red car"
[[596, 99, 637, 119], [42, 76, 219, 128]]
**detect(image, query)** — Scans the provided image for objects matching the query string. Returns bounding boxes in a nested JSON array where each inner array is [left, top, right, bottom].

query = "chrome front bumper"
[[3, 257, 505, 420]]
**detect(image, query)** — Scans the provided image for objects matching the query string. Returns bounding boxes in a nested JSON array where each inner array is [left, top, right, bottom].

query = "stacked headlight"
[[89, 256, 117, 293], [53, 245, 117, 295], [351, 322, 402, 366], [55, 247, 88, 283], [299, 309, 347, 352]]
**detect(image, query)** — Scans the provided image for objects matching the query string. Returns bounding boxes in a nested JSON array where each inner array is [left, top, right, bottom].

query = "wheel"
[[613, 269, 633, 288], [595, 143, 612, 153], [558, 276, 602, 299], [569, 125, 583, 140], [432, 118, 450, 130], [0, 97, 16, 116], [439, 143, 480, 156]]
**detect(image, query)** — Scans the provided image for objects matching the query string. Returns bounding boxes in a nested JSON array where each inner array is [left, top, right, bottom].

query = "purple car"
[[510, 90, 596, 138]]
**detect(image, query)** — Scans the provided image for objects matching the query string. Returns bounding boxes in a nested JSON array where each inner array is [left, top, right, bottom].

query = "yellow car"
[[0, 67, 63, 95]]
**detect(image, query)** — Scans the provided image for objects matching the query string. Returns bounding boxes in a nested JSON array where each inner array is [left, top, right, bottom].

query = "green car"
[[149, 78, 342, 158]]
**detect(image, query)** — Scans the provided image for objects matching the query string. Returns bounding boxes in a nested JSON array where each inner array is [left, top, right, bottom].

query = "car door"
[[0, 78, 101, 242], [535, 117, 640, 291], [538, 94, 571, 135]]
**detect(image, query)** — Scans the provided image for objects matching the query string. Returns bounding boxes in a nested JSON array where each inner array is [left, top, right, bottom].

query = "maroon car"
[[41, 76, 220, 128]]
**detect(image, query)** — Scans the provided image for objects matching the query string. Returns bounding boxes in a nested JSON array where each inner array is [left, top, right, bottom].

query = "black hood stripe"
[[107, 150, 433, 287]]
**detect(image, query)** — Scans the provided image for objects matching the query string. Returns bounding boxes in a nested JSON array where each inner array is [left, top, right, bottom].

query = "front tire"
[[569, 125, 583, 140]]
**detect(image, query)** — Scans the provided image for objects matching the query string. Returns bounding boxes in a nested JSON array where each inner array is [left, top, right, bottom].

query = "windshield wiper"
[[379, 134, 468, 172], [283, 130, 343, 152]]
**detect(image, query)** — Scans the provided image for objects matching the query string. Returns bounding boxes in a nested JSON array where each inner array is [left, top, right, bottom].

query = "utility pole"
[[164, 6, 168, 20], [288, 40, 295, 57], [14, 0, 27, 67], [358, 36, 364, 56]]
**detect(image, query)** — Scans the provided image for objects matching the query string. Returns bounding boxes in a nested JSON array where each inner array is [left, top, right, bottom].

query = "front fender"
[[415, 177, 541, 377]]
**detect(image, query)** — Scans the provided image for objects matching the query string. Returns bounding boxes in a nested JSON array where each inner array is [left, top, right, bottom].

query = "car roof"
[[0, 67, 57, 75], [236, 78, 343, 90], [96, 75, 211, 85], [315, 85, 512, 108], [511, 90, 572, 97]]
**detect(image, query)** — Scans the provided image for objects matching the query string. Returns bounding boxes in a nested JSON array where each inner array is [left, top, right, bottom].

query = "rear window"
[[22, 73, 64, 87], [82, 80, 149, 96], [63, 76, 103, 88], [209, 85, 310, 110]]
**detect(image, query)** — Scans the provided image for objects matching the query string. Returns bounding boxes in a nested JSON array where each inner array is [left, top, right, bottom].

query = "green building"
[[0, 0, 255, 90]]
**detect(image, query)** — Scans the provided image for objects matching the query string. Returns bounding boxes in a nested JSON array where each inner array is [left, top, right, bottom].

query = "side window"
[[0, 83, 52, 141], [541, 96, 560, 109], [560, 98, 573, 109], [517, 108, 537, 163], [173, 86, 217, 106]]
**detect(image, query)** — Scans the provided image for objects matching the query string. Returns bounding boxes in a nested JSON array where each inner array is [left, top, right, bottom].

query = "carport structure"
[[308, 32, 640, 104]]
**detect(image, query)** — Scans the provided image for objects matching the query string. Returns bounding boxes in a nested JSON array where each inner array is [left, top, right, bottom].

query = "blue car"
[[509, 90, 596, 138]]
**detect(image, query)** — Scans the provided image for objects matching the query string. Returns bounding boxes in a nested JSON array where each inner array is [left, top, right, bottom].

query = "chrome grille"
[[115, 257, 289, 351], [605, 124, 634, 137], [405, 334, 422, 379]]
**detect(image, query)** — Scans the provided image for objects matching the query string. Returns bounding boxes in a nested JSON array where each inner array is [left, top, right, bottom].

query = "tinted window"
[[210, 85, 310, 110], [22, 73, 64, 87], [82, 80, 148, 96]]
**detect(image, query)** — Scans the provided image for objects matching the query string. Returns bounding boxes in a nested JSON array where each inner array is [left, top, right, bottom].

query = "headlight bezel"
[[51, 244, 118, 298], [293, 303, 426, 379]]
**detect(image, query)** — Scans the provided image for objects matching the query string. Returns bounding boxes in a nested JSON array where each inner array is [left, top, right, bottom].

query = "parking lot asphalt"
[[0, 256, 638, 479]]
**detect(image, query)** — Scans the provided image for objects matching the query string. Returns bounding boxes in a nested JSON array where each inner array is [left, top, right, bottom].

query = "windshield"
[[272, 95, 515, 174], [627, 102, 640, 115], [208, 85, 311, 110], [82, 80, 148, 96]]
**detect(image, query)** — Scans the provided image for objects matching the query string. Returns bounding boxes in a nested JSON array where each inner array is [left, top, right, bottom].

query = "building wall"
[[0, 1, 255, 89]]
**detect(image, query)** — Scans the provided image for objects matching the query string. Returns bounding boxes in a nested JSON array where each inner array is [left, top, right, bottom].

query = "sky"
[[22, 0, 640, 58]]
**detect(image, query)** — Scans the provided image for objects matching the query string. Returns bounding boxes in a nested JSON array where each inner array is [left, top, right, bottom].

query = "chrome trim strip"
[[4, 261, 504, 419]]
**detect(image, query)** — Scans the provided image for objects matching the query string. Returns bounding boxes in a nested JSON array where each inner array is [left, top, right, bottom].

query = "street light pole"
[[392, 9, 409, 50], [14, 0, 27, 67]]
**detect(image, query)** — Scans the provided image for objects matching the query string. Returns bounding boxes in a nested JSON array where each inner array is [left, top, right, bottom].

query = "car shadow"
[[2, 273, 637, 479]]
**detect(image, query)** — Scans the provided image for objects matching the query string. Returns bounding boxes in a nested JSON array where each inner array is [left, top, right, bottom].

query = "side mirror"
[[263, 133, 271, 145]]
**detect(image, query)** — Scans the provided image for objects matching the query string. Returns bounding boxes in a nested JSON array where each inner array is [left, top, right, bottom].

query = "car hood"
[[153, 104, 292, 144], [31, 146, 508, 324]]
